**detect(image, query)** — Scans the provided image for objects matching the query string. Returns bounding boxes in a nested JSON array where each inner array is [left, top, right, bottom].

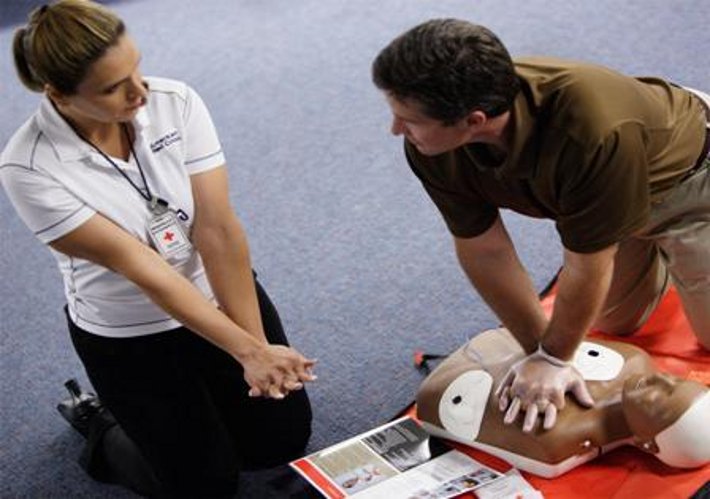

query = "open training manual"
[[290, 416, 503, 498]]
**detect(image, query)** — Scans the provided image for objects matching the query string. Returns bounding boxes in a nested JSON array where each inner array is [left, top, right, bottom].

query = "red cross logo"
[[163, 231, 175, 242]]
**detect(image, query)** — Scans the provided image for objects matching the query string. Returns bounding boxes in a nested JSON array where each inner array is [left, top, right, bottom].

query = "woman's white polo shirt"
[[0, 77, 225, 337]]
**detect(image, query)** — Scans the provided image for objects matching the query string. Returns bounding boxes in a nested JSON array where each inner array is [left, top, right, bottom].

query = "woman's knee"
[[240, 391, 313, 470], [253, 278, 289, 346]]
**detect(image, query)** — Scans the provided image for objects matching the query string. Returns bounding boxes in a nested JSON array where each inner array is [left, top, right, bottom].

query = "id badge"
[[148, 211, 192, 260]]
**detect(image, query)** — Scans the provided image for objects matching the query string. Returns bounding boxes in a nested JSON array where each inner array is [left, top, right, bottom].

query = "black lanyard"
[[66, 120, 187, 220], [80, 123, 168, 212]]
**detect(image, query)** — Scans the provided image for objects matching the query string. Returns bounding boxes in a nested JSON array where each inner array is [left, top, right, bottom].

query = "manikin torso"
[[416, 328, 709, 477]]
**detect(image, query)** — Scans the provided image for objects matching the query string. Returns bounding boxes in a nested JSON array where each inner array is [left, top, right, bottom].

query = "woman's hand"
[[240, 344, 317, 399]]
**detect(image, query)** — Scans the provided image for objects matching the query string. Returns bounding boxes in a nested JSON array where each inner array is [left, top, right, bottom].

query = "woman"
[[2, 1, 316, 496]]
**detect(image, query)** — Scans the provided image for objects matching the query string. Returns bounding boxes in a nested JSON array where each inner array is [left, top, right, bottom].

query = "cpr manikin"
[[416, 328, 710, 478]]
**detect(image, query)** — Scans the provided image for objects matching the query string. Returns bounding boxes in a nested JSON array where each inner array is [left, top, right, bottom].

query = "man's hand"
[[495, 348, 594, 433]]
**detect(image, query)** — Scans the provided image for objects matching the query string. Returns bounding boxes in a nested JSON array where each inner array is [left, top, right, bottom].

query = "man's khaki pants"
[[595, 91, 710, 349]]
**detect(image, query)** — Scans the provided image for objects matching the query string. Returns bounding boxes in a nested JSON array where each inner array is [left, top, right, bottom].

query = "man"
[[372, 19, 710, 433]]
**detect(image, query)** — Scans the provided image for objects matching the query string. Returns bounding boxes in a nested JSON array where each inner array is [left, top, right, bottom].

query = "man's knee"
[[593, 315, 645, 336], [689, 323, 710, 351]]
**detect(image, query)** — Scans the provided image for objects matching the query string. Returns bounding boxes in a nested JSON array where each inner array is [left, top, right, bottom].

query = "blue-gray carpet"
[[1, 0, 707, 497]]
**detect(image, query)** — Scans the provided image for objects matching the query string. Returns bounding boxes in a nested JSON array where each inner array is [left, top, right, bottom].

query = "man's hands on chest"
[[496, 346, 594, 433], [456, 228, 618, 433]]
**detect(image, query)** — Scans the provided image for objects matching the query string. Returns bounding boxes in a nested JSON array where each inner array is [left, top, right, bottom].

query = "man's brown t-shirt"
[[405, 57, 706, 253]]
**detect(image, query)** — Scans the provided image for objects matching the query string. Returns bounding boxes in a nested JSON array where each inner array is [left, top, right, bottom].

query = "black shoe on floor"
[[57, 378, 104, 438]]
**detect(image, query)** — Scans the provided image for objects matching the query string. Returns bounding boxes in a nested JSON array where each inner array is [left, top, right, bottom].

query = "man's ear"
[[465, 110, 487, 128], [45, 84, 69, 106]]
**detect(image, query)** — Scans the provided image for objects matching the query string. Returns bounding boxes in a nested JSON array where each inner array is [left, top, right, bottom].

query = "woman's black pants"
[[67, 279, 312, 498]]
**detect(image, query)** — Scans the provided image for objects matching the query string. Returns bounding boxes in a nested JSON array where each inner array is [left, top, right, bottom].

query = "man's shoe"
[[57, 378, 104, 438]]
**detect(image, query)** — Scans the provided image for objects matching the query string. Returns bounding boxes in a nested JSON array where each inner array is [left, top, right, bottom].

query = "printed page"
[[290, 416, 502, 498], [353, 450, 501, 498]]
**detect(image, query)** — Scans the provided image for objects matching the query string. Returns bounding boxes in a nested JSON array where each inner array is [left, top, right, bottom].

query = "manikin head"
[[623, 373, 710, 468]]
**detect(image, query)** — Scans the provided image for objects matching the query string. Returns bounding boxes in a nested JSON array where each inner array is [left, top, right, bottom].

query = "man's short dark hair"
[[372, 19, 520, 124]]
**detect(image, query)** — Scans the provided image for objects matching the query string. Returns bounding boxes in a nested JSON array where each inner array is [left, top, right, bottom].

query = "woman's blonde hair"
[[12, 0, 125, 94]]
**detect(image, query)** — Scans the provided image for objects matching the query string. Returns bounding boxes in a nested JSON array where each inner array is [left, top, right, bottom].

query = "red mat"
[[410, 286, 710, 498]]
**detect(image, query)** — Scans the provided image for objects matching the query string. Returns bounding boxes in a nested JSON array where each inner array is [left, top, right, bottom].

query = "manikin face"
[[623, 373, 706, 439], [52, 34, 147, 127], [623, 373, 710, 468], [385, 94, 475, 156]]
